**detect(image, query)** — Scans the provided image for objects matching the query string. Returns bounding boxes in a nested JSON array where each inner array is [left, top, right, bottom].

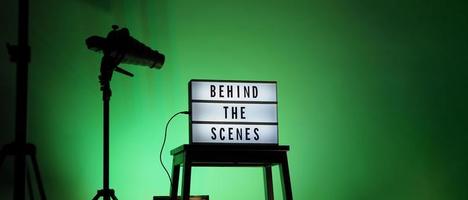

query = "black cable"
[[160, 111, 189, 187]]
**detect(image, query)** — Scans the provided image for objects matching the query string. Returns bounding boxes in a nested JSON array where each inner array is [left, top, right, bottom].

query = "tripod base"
[[0, 143, 47, 200], [92, 189, 118, 200]]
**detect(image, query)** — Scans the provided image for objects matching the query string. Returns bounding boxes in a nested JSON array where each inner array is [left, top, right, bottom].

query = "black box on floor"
[[153, 195, 209, 200]]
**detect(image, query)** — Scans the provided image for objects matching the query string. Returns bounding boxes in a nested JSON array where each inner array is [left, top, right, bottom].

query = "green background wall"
[[1, 0, 467, 199]]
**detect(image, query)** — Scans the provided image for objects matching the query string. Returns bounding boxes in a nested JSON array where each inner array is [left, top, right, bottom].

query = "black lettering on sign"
[[220, 128, 226, 140], [245, 128, 251, 140], [244, 86, 250, 98], [227, 85, 233, 97], [223, 106, 229, 119], [219, 85, 224, 97], [231, 106, 238, 119], [254, 128, 260, 140], [228, 127, 234, 140], [208, 84, 261, 99], [210, 126, 263, 142], [252, 86, 258, 98], [211, 127, 217, 140], [210, 85, 216, 97], [240, 107, 246, 119], [236, 128, 243, 140], [223, 106, 246, 119]]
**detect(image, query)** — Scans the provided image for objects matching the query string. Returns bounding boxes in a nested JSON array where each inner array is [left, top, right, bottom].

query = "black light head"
[[86, 25, 165, 69]]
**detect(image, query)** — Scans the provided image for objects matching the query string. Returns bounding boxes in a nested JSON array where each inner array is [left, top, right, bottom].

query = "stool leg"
[[263, 165, 274, 200], [170, 164, 180, 200], [280, 154, 293, 200], [181, 161, 192, 200]]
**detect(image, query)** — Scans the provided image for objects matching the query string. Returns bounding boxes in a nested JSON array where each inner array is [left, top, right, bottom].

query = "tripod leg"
[[92, 190, 103, 200], [30, 153, 47, 200], [110, 191, 118, 200], [0, 145, 8, 168], [27, 168, 35, 200], [92, 194, 100, 200]]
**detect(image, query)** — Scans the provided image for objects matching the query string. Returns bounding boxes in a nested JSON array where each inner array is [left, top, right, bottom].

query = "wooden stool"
[[169, 144, 293, 200]]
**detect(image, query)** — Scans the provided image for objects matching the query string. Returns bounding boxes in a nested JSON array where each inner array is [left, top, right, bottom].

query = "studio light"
[[86, 25, 165, 69]]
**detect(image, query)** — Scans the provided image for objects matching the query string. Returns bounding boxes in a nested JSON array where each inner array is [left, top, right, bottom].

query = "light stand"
[[91, 53, 133, 200], [0, 0, 47, 199], [87, 25, 164, 200]]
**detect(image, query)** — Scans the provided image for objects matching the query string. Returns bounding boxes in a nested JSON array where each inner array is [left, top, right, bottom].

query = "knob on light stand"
[[86, 25, 165, 200]]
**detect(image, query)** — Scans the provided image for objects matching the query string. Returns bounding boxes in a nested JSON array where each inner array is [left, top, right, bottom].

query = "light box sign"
[[189, 80, 278, 144]]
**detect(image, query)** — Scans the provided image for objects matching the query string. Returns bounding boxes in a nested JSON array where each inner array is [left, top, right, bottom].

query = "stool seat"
[[169, 144, 293, 200]]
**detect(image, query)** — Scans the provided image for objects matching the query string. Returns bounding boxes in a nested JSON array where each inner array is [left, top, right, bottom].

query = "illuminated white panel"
[[192, 124, 278, 144], [191, 102, 277, 123], [189, 80, 279, 145], [191, 81, 277, 102]]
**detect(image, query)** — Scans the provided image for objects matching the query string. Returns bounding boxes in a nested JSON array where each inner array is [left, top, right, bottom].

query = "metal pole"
[[14, 0, 29, 199], [103, 90, 110, 200]]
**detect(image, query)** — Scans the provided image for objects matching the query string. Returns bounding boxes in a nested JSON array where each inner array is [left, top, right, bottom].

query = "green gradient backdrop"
[[1, 0, 467, 199]]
